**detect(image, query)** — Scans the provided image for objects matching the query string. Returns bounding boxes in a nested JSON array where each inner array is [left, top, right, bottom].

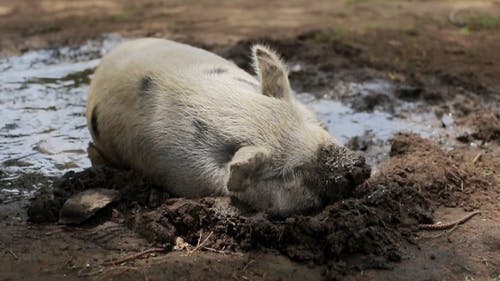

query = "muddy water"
[[0, 35, 122, 176], [0, 36, 462, 201]]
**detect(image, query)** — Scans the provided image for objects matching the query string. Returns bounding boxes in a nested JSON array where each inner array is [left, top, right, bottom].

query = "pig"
[[86, 38, 370, 215]]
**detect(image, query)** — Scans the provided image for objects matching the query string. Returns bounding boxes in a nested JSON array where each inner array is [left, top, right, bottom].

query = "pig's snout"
[[318, 145, 371, 203], [345, 154, 371, 185]]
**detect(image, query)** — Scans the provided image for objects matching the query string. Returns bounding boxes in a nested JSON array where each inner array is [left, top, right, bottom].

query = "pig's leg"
[[87, 142, 115, 167], [226, 146, 270, 192]]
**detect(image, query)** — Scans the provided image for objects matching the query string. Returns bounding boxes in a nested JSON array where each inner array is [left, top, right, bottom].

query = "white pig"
[[86, 38, 369, 215]]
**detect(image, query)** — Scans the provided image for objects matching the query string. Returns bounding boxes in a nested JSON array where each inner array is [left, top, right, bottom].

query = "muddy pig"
[[86, 38, 370, 215]]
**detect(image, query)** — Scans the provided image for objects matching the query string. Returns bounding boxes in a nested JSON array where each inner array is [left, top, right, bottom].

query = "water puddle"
[[297, 92, 462, 166], [0, 35, 465, 201], [0, 34, 122, 178]]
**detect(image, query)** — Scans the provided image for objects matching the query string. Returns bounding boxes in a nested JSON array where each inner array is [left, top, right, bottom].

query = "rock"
[[58, 188, 120, 225]]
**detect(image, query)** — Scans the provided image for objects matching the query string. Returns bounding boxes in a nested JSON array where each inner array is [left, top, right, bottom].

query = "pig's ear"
[[227, 146, 270, 192], [251, 45, 292, 100]]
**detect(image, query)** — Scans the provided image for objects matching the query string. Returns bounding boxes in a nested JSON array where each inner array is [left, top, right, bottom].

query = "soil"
[[1, 1, 500, 281]]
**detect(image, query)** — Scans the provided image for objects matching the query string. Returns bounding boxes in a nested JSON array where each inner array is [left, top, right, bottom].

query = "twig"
[[202, 246, 244, 256], [7, 249, 18, 260], [242, 259, 255, 272], [419, 211, 481, 231], [187, 231, 213, 256], [472, 152, 483, 164], [195, 230, 203, 250], [102, 247, 166, 266], [202, 246, 227, 254]]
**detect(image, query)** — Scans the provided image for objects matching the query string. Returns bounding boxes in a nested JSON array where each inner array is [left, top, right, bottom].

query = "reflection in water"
[[0, 34, 123, 177], [297, 92, 455, 144]]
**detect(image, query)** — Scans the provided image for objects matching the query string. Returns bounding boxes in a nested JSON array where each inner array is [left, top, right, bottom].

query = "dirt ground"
[[1, 1, 500, 281]]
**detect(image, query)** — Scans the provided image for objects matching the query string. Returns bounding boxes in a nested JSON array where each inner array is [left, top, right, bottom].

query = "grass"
[[33, 25, 62, 35], [459, 26, 471, 36], [467, 14, 500, 30], [110, 12, 132, 23], [313, 28, 347, 42], [159, 9, 174, 17], [345, 0, 370, 5]]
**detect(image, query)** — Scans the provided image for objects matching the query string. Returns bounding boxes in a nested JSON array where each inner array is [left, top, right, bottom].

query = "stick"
[[202, 246, 244, 256], [472, 152, 483, 164], [7, 249, 18, 259], [102, 247, 165, 266], [419, 211, 481, 231], [242, 259, 255, 272], [187, 231, 213, 256]]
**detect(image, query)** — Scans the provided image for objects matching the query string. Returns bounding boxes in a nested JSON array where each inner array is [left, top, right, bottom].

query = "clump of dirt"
[[27, 166, 161, 223], [456, 111, 500, 143], [367, 133, 492, 208], [126, 190, 426, 263]]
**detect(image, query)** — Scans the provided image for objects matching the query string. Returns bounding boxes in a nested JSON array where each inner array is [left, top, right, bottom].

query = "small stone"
[[58, 189, 120, 225]]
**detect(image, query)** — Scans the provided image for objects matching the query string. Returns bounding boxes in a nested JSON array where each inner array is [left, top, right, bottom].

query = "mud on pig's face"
[[227, 143, 371, 215], [309, 144, 371, 204]]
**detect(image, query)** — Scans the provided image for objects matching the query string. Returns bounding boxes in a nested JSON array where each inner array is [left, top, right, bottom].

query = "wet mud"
[[25, 133, 494, 280]]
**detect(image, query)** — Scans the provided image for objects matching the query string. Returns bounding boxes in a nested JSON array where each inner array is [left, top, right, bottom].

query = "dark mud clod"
[[58, 188, 120, 225], [316, 145, 371, 202]]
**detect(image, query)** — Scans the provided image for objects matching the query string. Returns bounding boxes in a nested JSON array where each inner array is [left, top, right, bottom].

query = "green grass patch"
[[313, 28, 347, 42], [110, 12, 132, 23], [33, 25, 62, 34], [459, 26, 471, 36], [467, 14, 500, 30], [345, 0, 369, 5]]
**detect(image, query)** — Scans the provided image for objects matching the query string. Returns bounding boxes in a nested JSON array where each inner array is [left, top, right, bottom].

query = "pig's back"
[[87, 38, 256, 115], [86, 38, 261, 196]]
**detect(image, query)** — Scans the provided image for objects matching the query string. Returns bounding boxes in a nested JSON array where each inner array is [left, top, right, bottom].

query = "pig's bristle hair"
[[250, 44, 289, 76]]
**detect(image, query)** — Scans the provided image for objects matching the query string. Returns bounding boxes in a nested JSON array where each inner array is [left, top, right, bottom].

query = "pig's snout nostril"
[[351, 168, 368, 184], [348, 160, 371, 185]]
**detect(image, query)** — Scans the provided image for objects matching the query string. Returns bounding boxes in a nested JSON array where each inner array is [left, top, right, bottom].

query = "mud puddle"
[[1, 35, 498, 281], [0, 35, 123, 202], [0, 34, 122, 175], [297, 92, 464, 166], [0, 36, 474, 203]]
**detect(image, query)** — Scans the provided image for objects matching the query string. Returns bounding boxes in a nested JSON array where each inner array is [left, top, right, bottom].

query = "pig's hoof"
[[58, 188, 120, 225]]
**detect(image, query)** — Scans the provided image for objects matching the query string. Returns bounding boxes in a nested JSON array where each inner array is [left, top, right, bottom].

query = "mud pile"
[[457, 111, 500, 143], [27, 134, 491, 279], [28, 167, 160, 223], [368, 133, 493, 208]]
